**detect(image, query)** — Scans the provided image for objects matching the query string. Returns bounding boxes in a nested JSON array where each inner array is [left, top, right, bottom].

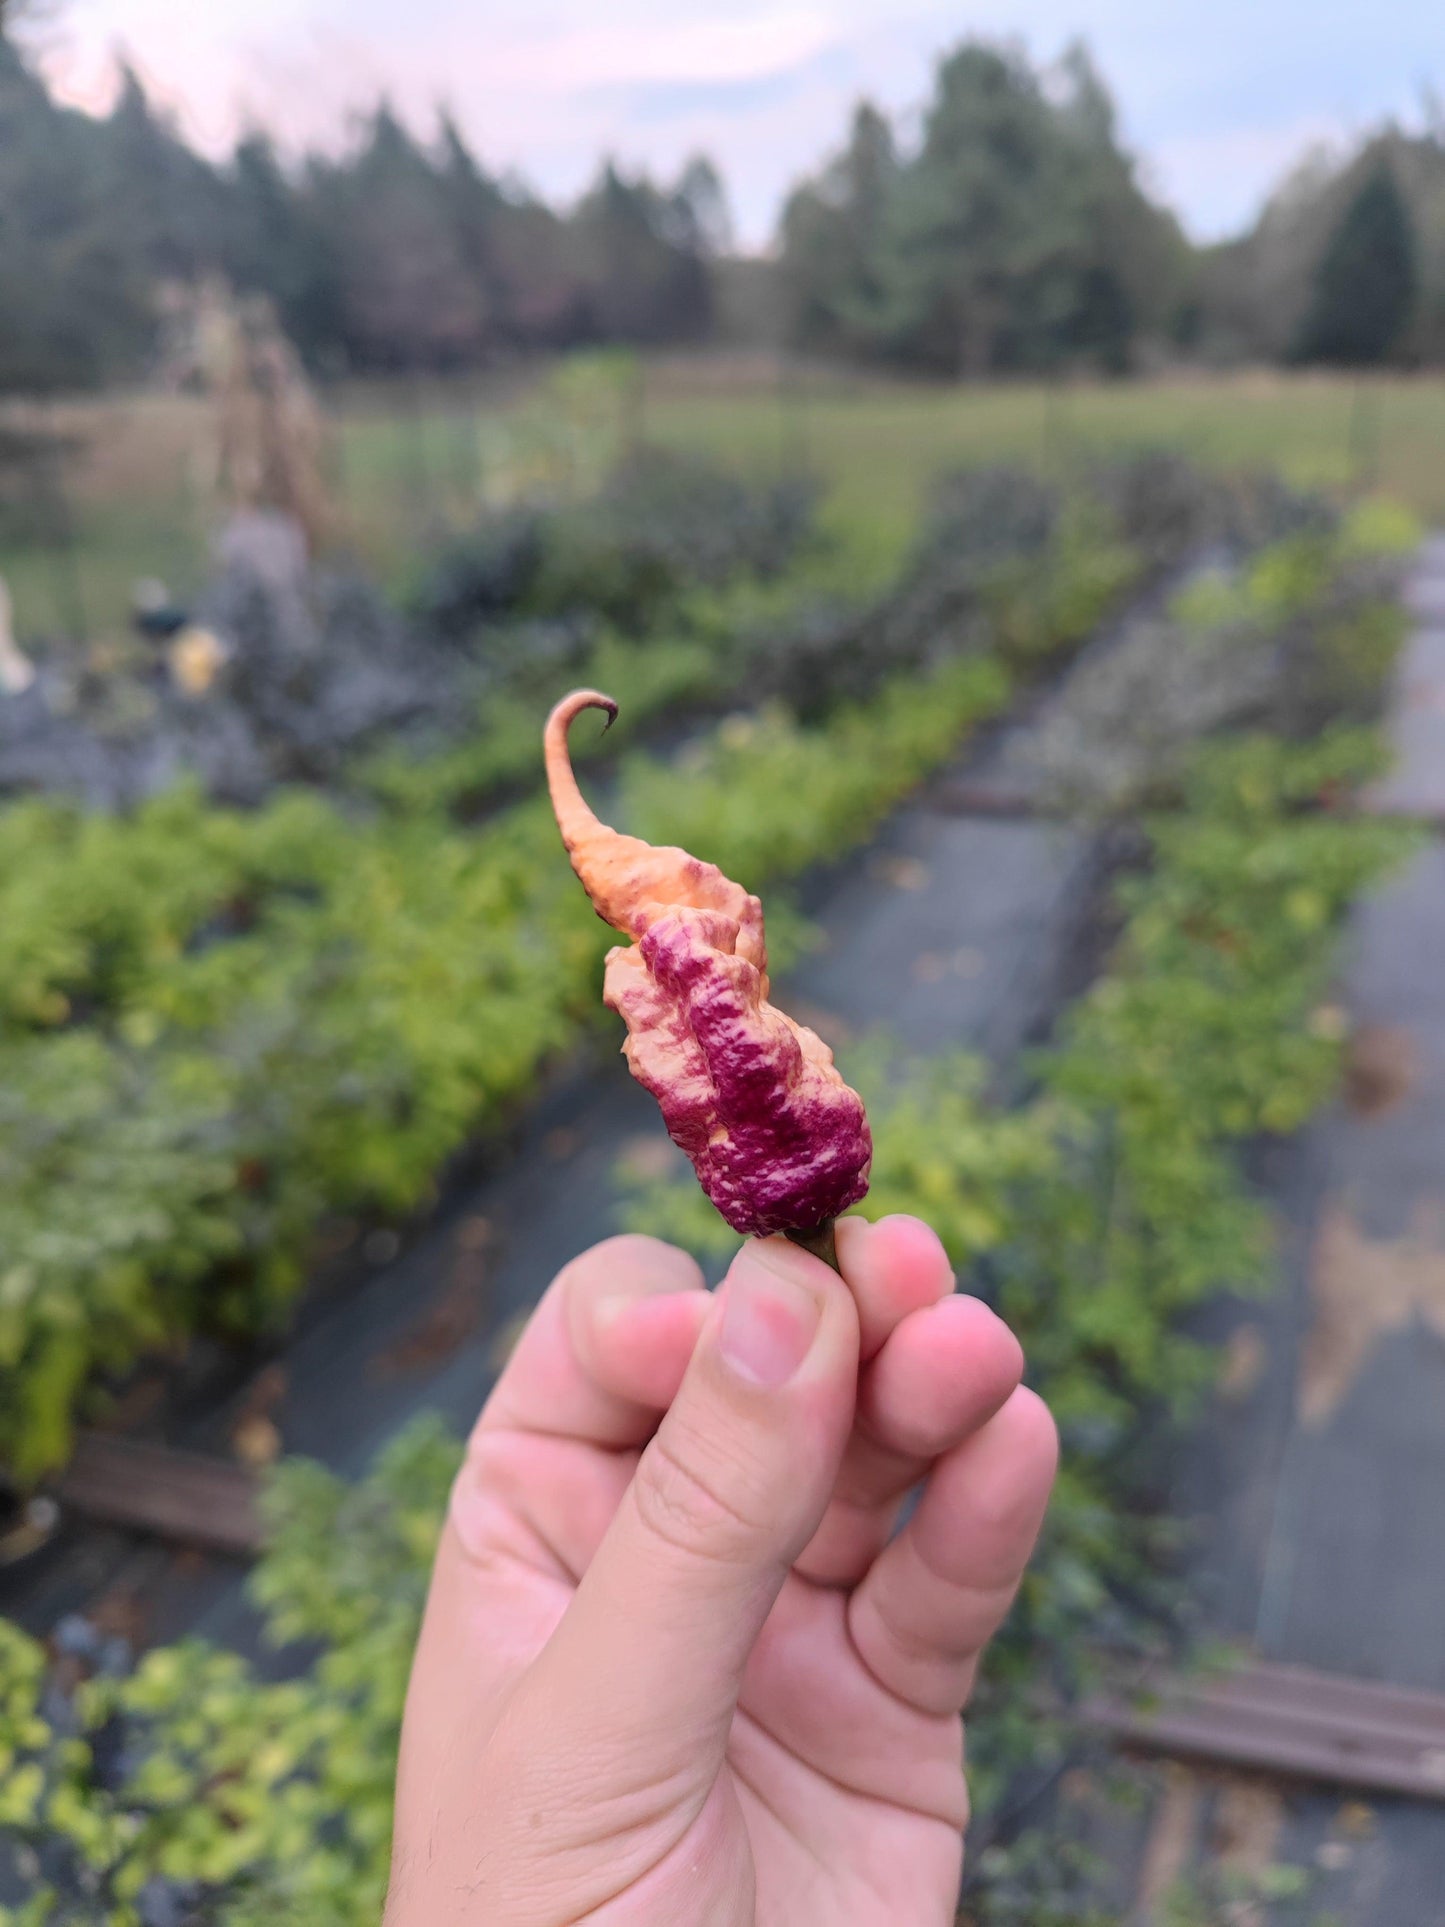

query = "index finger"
[[479, 1234, 709, 1449]]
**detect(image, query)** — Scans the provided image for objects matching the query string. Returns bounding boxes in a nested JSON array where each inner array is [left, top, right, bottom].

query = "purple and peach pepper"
[[545, 690, 873, 1250]]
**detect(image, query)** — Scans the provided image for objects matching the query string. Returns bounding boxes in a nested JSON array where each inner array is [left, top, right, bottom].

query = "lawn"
[[2, 362, 1442, 639], [639, 363, 1445, 568]]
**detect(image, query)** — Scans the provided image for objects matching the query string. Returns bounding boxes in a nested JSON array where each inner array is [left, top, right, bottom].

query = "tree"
[[436, 112, 512, 349], [315, 106, 489, 371], [104, 61, 230, 281], [777, 44, 1185, 376], [1294, 164, 1420, 365], [569, 162, 711, 344], [0, 35, 153, 391], [223, 133, 344, 367], [1038, 43, 1189, 370], [890, 44, 1060, 374], [673, 155, 734, 257], [779, 103, 897, 355]]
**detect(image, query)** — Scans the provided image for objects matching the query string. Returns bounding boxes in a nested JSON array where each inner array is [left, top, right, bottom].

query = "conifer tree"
[[1294, 166, 1419, 365]]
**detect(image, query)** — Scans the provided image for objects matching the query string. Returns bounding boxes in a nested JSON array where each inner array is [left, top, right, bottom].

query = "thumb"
[[521, 1235, 859, 1776]]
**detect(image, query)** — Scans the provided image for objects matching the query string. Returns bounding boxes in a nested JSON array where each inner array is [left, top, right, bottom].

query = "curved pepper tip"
[[547, 686, 619, 741]]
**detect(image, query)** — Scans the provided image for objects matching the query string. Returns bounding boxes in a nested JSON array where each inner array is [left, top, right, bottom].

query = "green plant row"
[[0, 652, 1028, 1482], [353, 530, 891, 820], [0, 1420, 459, 1926], [352, 624, 726, 817], [0, 718, 1415, 1927], [2, 452, 1163, 1480], [351, 480, 1097, 822], [0, 495, 1416, 1917]]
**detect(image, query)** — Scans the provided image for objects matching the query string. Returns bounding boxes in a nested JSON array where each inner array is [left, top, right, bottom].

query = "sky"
[[28, 0, 1445, 250]]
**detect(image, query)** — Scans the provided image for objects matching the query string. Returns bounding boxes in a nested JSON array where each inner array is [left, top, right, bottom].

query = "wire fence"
[[0, 365, 1438, 648]]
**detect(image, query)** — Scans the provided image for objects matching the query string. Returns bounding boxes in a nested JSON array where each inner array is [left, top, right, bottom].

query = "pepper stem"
[[784, 1218, 840, 1273]]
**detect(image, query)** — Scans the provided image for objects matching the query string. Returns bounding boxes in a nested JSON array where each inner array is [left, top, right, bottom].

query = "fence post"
[[621, 357, 646, 462], [41, 435, 88, 643], [1042, 380, 1068, 476], [778, 354, 808, 479], [1348, 378, 1383, 495]]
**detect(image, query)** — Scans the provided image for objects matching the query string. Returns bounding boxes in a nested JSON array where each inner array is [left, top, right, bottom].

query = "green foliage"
[[1171, 525, 1346, 635], [980, 506, 1140, 665], [1339, 492, 1424, 560], [0, 1421, 459, 1925], [0, 491, 1417, 1919], [1, 720, 1401, 1923], [780, 41, 1190, 374], [1294, 164, 1420, 367], [0, 450, 1166, 1476], [623, 657, 1010, 886], [413, 449, 819, 641], [1157, 1860, 1314, 1926], [359, 449, 831, 817], [0, 43, 721, 393], [2, 510, 1134, 1476], [0, 780, 607, 1477], [353, 627, 724, 816], [962, 1834, 1115, 1927]]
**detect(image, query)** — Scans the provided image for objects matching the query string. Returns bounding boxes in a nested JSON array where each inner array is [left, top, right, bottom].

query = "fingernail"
[[719, 1242, 823, 1388]]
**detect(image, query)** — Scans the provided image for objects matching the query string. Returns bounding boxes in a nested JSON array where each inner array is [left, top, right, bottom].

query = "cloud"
[[1148, 117, 1353, 241], [502, 10, 840, 92], [585, 41, 855, 126]]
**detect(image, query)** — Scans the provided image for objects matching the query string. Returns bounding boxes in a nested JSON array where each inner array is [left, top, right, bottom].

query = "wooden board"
[[55, 1433, 263, 1557], [1087, 1660, 1445, 1801]]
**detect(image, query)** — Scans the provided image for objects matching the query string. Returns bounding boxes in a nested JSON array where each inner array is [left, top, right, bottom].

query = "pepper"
[[545, 689, 872, 1257]]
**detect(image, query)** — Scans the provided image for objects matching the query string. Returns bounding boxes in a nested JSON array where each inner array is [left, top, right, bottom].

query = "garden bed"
[[0, 456, 1423, 1924]]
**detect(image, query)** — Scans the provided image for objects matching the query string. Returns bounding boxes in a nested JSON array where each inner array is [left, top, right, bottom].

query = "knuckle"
[[556, 1235, 706, 1336], [633, 1429, 763, 1566], [872, 1579, 956, 1670]]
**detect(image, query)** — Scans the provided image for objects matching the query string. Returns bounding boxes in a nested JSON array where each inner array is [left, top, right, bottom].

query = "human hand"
[[386, 1219, 1057, 1925]]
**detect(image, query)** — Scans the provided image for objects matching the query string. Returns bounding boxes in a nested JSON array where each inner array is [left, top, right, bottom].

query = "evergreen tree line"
[[0, 32, 722, 392], [1197, 126, 1445, 368], [778, 43, 1445, 375], [2, 16, 1443, 394], [779, 44, 1192, 375]]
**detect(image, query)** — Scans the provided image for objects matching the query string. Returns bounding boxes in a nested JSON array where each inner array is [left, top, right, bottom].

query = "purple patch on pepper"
[[545, 689, 872, 1237]]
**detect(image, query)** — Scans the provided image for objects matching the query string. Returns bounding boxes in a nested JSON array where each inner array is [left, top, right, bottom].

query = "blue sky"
[[35, 0, 1445, 248]]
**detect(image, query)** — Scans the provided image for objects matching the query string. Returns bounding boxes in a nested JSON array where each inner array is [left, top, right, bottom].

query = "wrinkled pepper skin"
[[545, 689, 872, 1237]]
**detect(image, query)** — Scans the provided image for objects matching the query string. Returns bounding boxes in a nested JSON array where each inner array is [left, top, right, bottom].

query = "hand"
[[386, 1219, 1057, 1925]]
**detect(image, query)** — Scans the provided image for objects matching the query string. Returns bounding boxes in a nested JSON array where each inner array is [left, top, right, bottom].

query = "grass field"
[[2, 362, 1442, 640], [645, 365, 1445, 565]]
